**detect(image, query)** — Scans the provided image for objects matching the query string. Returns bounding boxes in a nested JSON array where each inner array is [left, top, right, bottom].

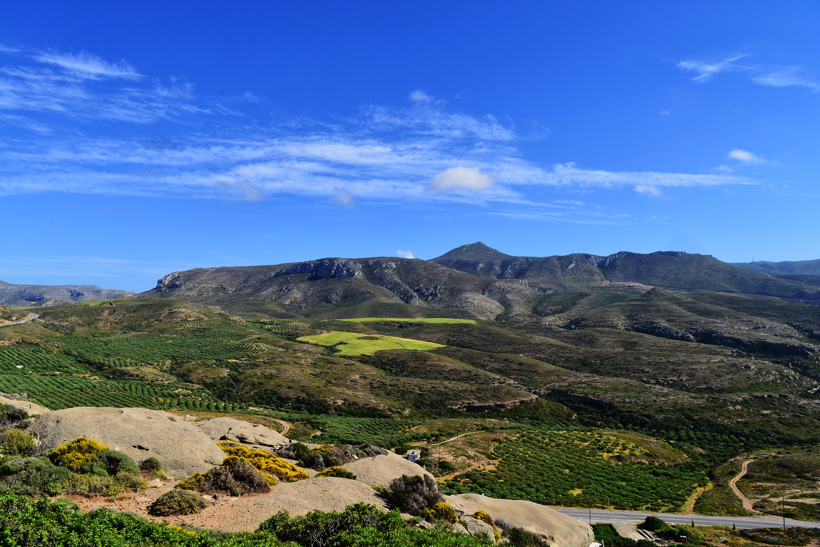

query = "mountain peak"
[[434, 242, 514, 261]]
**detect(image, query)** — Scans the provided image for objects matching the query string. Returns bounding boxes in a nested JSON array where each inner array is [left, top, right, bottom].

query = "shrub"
[[316, 466, 357, 479], [139, 457, 163, 473], [640, 516, 669, 532], [176, 471, 206, 490], [50, 437, 108, 472], [0, 405, 27, 426], [473, 510, 494, 527], [181, 458, 273, 496], [426, 501, 458, 523], [149, 489, 209, 516], [387, 474, 443, 515], [259, 502, 403, 543], [504, 527, 550, 547], [82, 449, 140, 477], [217, 441, 308, 482], [64, 471, 146, 497], [0, 457, 72, 496], [0, 429, 36, 455]]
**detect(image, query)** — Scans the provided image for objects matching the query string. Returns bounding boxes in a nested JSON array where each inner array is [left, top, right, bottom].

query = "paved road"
[[552, 508, 820, 530], [0, 313, 38, 327]]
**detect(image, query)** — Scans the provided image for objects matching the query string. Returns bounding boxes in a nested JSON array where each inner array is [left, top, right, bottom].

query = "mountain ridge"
[[0, 280, 136, 307]]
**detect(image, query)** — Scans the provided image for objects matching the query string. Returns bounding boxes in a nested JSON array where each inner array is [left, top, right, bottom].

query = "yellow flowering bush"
[[50, 437, 108, 472], [216, 440, 309, 482]]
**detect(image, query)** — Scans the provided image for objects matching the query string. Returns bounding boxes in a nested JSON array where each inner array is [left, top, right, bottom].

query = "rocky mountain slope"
[[0, 280, 135, 307], [142, 257, 531, 319], [433, 243, 820, 299], [139, 244, 820, 320]]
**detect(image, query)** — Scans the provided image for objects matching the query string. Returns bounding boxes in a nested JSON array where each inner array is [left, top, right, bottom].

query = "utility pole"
[[782, 494, 786, 531]]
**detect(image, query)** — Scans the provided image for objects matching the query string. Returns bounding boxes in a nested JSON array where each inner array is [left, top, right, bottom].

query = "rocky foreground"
[[23, 406, 593, 547]]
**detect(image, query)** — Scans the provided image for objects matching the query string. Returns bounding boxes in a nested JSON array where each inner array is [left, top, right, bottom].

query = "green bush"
[[0, 456, 72, 496], [139, 457, 163, 472], [0, 428, 36, 455], [64, 471, 146, 497], [198, 458, 271, 495], [640, 516, 669, 532], [315, 466, 357, 479], [504, 527, 550, 547], [387, 474, 443, 515], [83, 449, 140, 477], [148, 489, 209, 516]]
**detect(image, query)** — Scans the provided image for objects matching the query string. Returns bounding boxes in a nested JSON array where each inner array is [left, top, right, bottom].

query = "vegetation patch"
[[442, 429, 708, 511], [341, 318, 477, 324], [296, 331, 445, 355]]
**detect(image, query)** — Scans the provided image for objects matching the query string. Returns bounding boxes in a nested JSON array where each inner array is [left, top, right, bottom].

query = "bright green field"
[[297, 331, 445, 355], [340, 317, 476, 324]]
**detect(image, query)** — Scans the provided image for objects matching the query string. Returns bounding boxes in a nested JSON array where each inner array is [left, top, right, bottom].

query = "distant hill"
[[433, 243, 820, 300], [733, 258, 820, 275], [141, 245, 820, 318], [732, 259, 820, 288], [0, 281, 135, 307], [141, 257, 532, 319]]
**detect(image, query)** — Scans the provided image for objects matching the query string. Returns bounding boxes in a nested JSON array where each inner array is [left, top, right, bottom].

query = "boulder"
[[194, 417, 290, 451], [341, 451, 434, 488], [28, 407, 225, 478], [214, 477, 390, 531], [0, 396, 49, 416], [445, 493, 594, 547]]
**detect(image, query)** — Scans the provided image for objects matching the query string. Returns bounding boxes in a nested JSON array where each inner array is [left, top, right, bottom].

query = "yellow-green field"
[[297, 331, 445, 355], [340, 317, 476, 324]]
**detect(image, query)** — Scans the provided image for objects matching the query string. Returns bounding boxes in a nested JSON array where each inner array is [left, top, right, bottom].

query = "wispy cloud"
[[33, 50, 141, 80], [635, 185, 663, 197], [678, 53, 820, 92], [728, 149, 766, 165], [0, 43, 757, 226]]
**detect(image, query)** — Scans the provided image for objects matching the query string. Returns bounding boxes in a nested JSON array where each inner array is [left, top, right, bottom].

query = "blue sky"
[[2, 1, 820, 291]]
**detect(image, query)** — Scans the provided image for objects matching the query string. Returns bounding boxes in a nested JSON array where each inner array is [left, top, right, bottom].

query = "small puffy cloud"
[[635, 185, 662, 197], [659, 110, 670, 116], [728, 149, 766, 164], [331, 187, 354, 205], [409, 90, 434, 103], [428, 166, 497, 193], [34, 50, 141, 80], [397, 250, 415, 259]]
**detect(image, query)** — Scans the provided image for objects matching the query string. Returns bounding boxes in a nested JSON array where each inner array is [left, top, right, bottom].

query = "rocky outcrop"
[[194, 417, 291, 451], [342, 452, 434, 488], [0, 395, 49, 416], [28, 407, 225, 478], [445, 493, 594, 547]]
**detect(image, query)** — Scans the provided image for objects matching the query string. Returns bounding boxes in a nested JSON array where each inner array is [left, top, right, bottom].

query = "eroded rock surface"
[[446, 493, 594, 547], [28, 407, 225, 478], [194, 417, 291, 451], [342, 451, 434, 488]]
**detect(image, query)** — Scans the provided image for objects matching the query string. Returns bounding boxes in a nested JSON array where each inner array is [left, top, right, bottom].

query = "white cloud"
[[34, 50, 141, 80], [409, 90, 433, 103], [678, 54, 820, 92], [397, 250, 415, 259], [729, 149, 766, 165], [428, 167, 497, 193], [0, 43, 758, 226], [635, 185, 663, 197], [677, 54, 745, 83], [331, 187, 354, 205]]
